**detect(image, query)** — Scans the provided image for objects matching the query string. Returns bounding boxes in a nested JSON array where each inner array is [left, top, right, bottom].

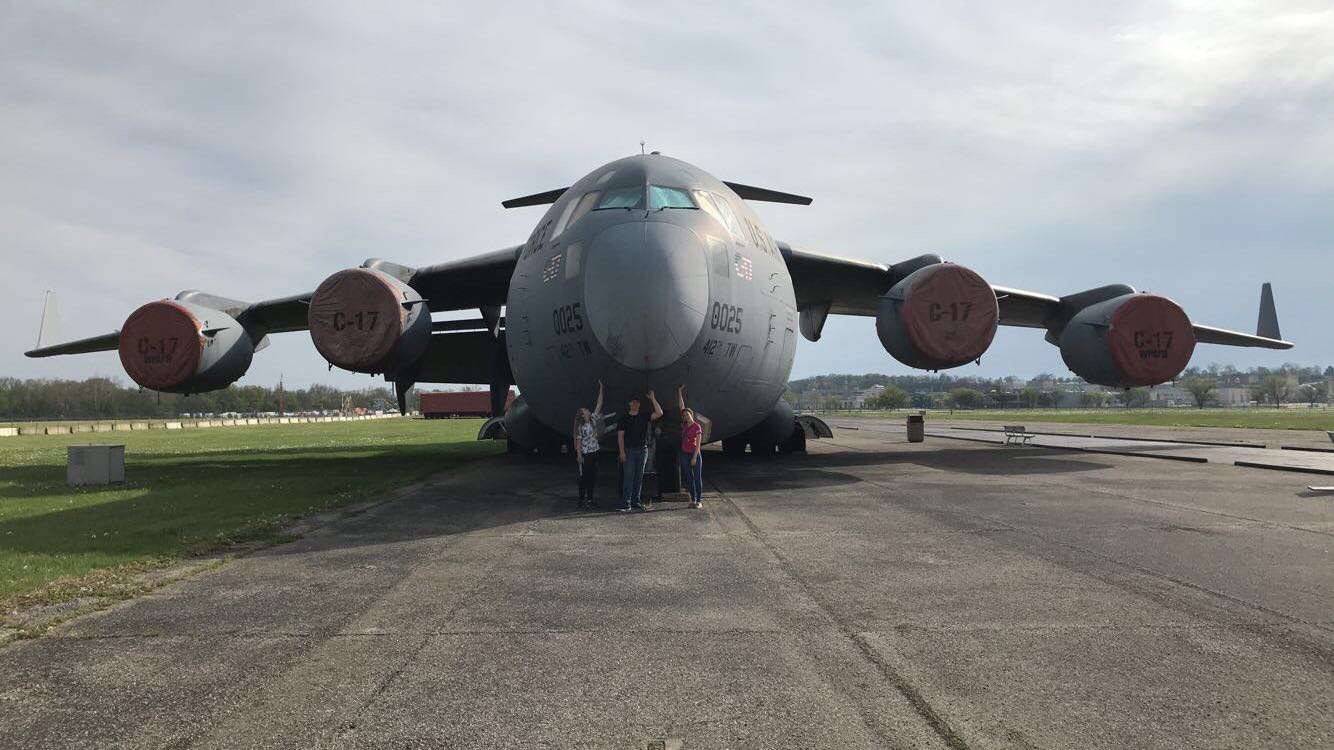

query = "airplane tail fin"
[[1256, 282, 1281, 340]]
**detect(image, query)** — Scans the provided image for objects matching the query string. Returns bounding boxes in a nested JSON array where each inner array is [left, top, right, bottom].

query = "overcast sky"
[[3, 1, 1331, 389]]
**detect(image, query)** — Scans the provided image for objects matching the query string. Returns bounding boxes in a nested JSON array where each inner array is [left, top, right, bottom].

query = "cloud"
[[2, 1, 1329, 388]]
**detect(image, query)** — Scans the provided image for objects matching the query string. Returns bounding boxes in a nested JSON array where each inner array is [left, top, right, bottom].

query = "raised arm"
[[676, 384, 686, 411], [592, 379, 604, 416], [646, 390, 664, 420]]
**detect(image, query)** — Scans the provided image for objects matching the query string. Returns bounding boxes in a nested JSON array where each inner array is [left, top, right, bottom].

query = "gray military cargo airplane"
[[27, 153, 1291, 457]]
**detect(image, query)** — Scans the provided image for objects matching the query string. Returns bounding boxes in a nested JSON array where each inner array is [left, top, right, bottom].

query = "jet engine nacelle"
[[876, 263, 999, 370], [1059, 293, 1196, 387], [308, 268, 431, 374], [118, 300, 254, 393]]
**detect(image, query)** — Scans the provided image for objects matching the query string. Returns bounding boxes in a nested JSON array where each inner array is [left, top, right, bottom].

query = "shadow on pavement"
[[0, 441, 1111, 564]]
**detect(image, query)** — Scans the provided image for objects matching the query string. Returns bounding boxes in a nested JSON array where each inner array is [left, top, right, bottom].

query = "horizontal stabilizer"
[[501, 187, 568, 209], [723, 181, 813, 205]]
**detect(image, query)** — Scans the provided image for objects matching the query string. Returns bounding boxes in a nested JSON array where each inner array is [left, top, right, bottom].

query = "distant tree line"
[[0, 377, 416, 421], [1178, 365, 1329, 408], [788, 363, 1333, 411]]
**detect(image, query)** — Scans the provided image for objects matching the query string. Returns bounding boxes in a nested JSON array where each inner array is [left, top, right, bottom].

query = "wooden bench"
[[1003, 425, 1035, 446]]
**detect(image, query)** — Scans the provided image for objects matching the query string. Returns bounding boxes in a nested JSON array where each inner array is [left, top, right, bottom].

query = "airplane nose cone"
[[583, 221, 709, 371]]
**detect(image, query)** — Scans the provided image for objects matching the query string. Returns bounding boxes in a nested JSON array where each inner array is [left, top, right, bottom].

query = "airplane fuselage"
[[505, 155, 797, 441]]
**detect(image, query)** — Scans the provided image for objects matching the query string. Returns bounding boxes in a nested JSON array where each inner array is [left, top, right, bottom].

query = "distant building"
[[1216, 386, 1252, 407], [420, 389, 514, 418], [849, 385, 885, 409], [1148, 383, 1190, 406]]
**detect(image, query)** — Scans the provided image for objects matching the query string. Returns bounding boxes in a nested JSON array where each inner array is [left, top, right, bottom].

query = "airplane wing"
[[406, 245, 521, 310], [23, 331, 121, 358], [24, 293, 317, 358], [415, 329, 511, 384], [24, 247, 523, 359], [780, 243, 939, 316], [986, 283, 1291, 349], [779, 243, 1293, 350], [1191, 324, 1294, 349]]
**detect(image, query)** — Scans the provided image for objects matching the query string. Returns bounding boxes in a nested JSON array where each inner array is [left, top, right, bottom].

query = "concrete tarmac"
[[1, 428, 1331, 748]]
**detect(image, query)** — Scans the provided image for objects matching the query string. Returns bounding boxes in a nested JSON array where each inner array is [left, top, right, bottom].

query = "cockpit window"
[[556, 191, 600, 236], [647, 185, 696, 210], [594, 187, 644, 210], [693, 190, 744, 240], [552, 196, 580, 237]]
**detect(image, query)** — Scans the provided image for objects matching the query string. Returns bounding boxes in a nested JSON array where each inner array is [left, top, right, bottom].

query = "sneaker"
[[619, 506, 632, 513], [632, 503, 647, 511]]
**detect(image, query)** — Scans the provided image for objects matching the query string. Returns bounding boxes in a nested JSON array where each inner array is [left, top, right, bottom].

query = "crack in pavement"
[[708, 477, 972, 750]]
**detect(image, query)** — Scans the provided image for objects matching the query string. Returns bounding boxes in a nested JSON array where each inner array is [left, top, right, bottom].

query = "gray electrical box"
[[906, 413, 925, 443], [67, 444, 125, 486]]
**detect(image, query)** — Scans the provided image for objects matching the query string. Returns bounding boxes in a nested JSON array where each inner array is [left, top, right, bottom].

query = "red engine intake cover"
[[118, 300, 204, 391], [899, 264, 999, 366], [1106, 295, 1196, 386], [308, 268, 411, 373]]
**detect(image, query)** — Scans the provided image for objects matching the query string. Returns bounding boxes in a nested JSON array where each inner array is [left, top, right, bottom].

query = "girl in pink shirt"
[[677, 385, 704, 508]]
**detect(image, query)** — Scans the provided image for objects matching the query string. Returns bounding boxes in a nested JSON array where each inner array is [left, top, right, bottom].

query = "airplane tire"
[[779, 427, 807, 454], [535, 439, 565, 458], [722, 438, 746, 457], [750, 440, 777, 457]]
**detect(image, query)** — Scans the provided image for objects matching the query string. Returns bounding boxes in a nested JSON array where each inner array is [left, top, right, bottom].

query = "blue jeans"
[[679, 451, 702, 503], [622, 447, 648, 508]]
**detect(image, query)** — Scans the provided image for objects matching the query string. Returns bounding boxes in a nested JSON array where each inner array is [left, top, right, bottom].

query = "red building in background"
[[419, 389, 514, 419]]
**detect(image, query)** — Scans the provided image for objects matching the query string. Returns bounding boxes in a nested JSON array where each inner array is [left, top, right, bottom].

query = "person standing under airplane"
[[572, 379, 604, 510], [618, 389, 663, 512], [677, 385, 704, 509]]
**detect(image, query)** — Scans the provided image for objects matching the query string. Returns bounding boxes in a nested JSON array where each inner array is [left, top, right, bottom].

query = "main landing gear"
[[721, 425, 808, 457]]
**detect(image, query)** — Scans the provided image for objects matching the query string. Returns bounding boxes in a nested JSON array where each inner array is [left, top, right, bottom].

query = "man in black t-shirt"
[[617, 390, 663, 511]]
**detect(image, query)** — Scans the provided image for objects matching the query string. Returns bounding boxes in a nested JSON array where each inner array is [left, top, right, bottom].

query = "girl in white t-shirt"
[[572, 380, 604, 509]]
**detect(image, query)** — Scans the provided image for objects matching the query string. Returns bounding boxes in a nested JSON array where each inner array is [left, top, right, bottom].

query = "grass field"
[[0, 418, 499, 611], [817, 407, 1334, 431]]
